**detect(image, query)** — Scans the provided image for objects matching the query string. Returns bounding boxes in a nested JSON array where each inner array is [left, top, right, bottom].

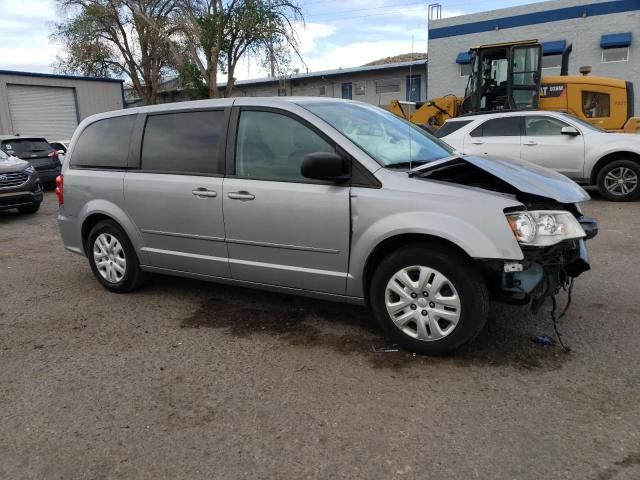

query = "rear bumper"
[[36, 166, 62, 184], [58, 213, 84, 255]]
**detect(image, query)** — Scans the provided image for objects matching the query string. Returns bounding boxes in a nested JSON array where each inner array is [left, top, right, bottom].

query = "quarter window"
[[71, 115, 136, 168], [235, 110, 334, 181], [470, 117, 520, 137], [524, 116, 570, 136], [582, 91, 611, 118], [141, 110, 224, 174]]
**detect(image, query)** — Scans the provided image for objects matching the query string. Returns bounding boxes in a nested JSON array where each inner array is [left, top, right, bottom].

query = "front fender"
[[347, 207, 523, 297]]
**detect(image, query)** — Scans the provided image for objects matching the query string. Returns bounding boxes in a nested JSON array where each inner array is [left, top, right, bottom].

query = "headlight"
[[506, 210, 586, 246], [24, 165, 34, 175]]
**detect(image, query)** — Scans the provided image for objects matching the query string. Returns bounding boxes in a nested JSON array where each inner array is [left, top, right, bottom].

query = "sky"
[[0, 0, 544, 81]]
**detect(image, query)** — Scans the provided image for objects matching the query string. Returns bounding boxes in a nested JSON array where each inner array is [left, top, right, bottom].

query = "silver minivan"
[[57, 98, 597, 355]]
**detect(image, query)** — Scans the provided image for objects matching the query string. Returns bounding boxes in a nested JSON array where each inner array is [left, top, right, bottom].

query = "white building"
[[0, 70, 124, 139], [127, 60, 428, 109], [427, 0, 640, 113]]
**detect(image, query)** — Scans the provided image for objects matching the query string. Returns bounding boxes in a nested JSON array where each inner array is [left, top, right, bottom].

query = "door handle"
[[470, 140, 484, 144], [191, 188, 217, 198], [228, 191, 255, 201], [524, 140, 537, 146]]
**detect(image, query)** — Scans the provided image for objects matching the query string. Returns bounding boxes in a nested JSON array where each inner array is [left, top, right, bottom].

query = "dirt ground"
[[1, 191, 639, 480]]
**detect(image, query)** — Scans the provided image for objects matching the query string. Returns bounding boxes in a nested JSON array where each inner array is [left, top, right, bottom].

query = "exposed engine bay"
[[411, 156, 599, 313]]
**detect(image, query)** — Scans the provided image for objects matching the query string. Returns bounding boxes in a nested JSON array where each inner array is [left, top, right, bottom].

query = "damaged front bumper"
[[485, 216, 598, 309]]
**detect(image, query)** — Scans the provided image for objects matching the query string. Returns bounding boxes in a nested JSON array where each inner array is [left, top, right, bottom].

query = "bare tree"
[[177, 0, 303, 98], [52, 0, 181, 105]]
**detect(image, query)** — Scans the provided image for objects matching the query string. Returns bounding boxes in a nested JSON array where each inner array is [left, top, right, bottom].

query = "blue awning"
[[541, 40, 566, 55], [600, 32, 632, 49], [456, 52, 471, 64]]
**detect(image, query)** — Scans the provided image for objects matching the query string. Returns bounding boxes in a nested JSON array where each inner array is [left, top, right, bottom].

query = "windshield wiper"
[[407, 155, 463, 177], [385, 160, 429, 170]]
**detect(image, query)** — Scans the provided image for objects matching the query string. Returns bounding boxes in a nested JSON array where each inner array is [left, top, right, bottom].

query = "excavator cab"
[[461, 41, 543, 115]]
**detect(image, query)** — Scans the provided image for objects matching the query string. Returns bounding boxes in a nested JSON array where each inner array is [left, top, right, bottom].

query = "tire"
[[596, 160, 640, 202], [87, 220, 146, 293], [18, 203, 40, 214], [370, 244, 489, 356]]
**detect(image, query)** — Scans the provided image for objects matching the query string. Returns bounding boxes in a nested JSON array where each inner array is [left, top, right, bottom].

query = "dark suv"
[[0, 149, 42, 214], [0, 136, 62, 189]]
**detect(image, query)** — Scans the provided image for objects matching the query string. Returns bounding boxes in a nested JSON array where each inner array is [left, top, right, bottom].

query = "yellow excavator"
[[390, 39, 639, 133]]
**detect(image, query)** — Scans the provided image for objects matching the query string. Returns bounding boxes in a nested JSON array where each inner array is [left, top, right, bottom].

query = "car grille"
[[0, 171, 30, 188]]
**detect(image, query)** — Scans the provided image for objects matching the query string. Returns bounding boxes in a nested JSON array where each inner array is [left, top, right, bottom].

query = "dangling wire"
[[550, 277, 574, 352]]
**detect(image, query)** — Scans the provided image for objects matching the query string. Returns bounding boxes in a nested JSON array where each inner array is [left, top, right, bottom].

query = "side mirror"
[[561, 126, 580, 136], [301, 152, 350, 182]]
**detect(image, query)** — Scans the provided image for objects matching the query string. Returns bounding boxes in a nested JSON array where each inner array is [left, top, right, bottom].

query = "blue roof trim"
[[541, 40, 566, 55], [430, 0, 640, 39], [601, 32, 632, 48], [456, 52, 472, 64], [0, 69, 124, 84]]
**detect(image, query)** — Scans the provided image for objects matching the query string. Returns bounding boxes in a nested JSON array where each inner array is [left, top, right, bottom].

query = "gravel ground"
[[1, 191, 639, 480]]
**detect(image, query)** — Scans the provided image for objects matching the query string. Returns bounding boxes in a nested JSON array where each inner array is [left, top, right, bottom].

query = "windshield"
[[559, 113, 604, 132], [303, 102, 455, 167]]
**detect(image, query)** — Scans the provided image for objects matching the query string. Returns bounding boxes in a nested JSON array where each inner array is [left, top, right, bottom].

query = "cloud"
[[0, 0, 58, 72], [297, 22, 338, 54]]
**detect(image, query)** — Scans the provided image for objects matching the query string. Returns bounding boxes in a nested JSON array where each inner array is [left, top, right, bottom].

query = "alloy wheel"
[[93, 233, 127, 283], [604, 166, 638, 197]]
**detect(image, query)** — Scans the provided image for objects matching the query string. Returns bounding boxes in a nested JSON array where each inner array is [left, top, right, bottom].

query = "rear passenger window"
[[141, 110, 224, 174], [235, 110, 334, 181], [524, 116, 569, 136], [71, 115, 136, 168], [470, 117, 521, 137]]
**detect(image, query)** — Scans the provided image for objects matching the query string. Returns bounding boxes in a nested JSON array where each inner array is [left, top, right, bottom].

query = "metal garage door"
[[7, 84, 79, 139]]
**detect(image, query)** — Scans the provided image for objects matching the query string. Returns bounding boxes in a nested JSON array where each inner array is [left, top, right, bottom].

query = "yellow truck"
[[391, 40, 639, 133]]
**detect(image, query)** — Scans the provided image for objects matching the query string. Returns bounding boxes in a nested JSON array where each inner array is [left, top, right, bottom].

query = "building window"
[[582, 91, 611, 118], [319, 85, 326, 96], [459, 63, 471, 77], [542, 54, 562, 69], [375, 79, 400, 94], [602, 47, 629, 63], [354, 82, 366, 95]]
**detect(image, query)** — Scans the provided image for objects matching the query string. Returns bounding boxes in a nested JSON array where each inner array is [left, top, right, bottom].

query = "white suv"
[[436, 111, 640, 201]]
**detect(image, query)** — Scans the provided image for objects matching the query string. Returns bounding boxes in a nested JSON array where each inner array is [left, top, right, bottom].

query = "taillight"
[[56, 175, 64, 205]]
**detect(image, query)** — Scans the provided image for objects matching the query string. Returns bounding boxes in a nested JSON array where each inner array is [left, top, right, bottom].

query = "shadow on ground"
[[171, 276, 570, 372]]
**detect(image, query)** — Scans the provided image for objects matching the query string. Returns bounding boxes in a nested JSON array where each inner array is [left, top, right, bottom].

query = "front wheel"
[[370, 244, 489, 356], [596, 160, 640, 201]]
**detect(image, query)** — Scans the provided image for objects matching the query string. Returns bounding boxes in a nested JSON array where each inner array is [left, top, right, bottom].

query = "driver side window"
[[235, 110, 334, 181]]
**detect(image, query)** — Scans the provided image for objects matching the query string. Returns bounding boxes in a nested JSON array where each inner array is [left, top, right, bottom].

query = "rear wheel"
[[596, 160, 640, 201], [87, 220, 145, 293], [370, 244, 489, 356], [18, 203, 40, 214]]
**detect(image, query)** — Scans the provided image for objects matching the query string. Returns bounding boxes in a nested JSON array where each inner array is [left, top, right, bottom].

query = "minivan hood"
[[0, 156, 29, 173], [414, 155, 590, 204]]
